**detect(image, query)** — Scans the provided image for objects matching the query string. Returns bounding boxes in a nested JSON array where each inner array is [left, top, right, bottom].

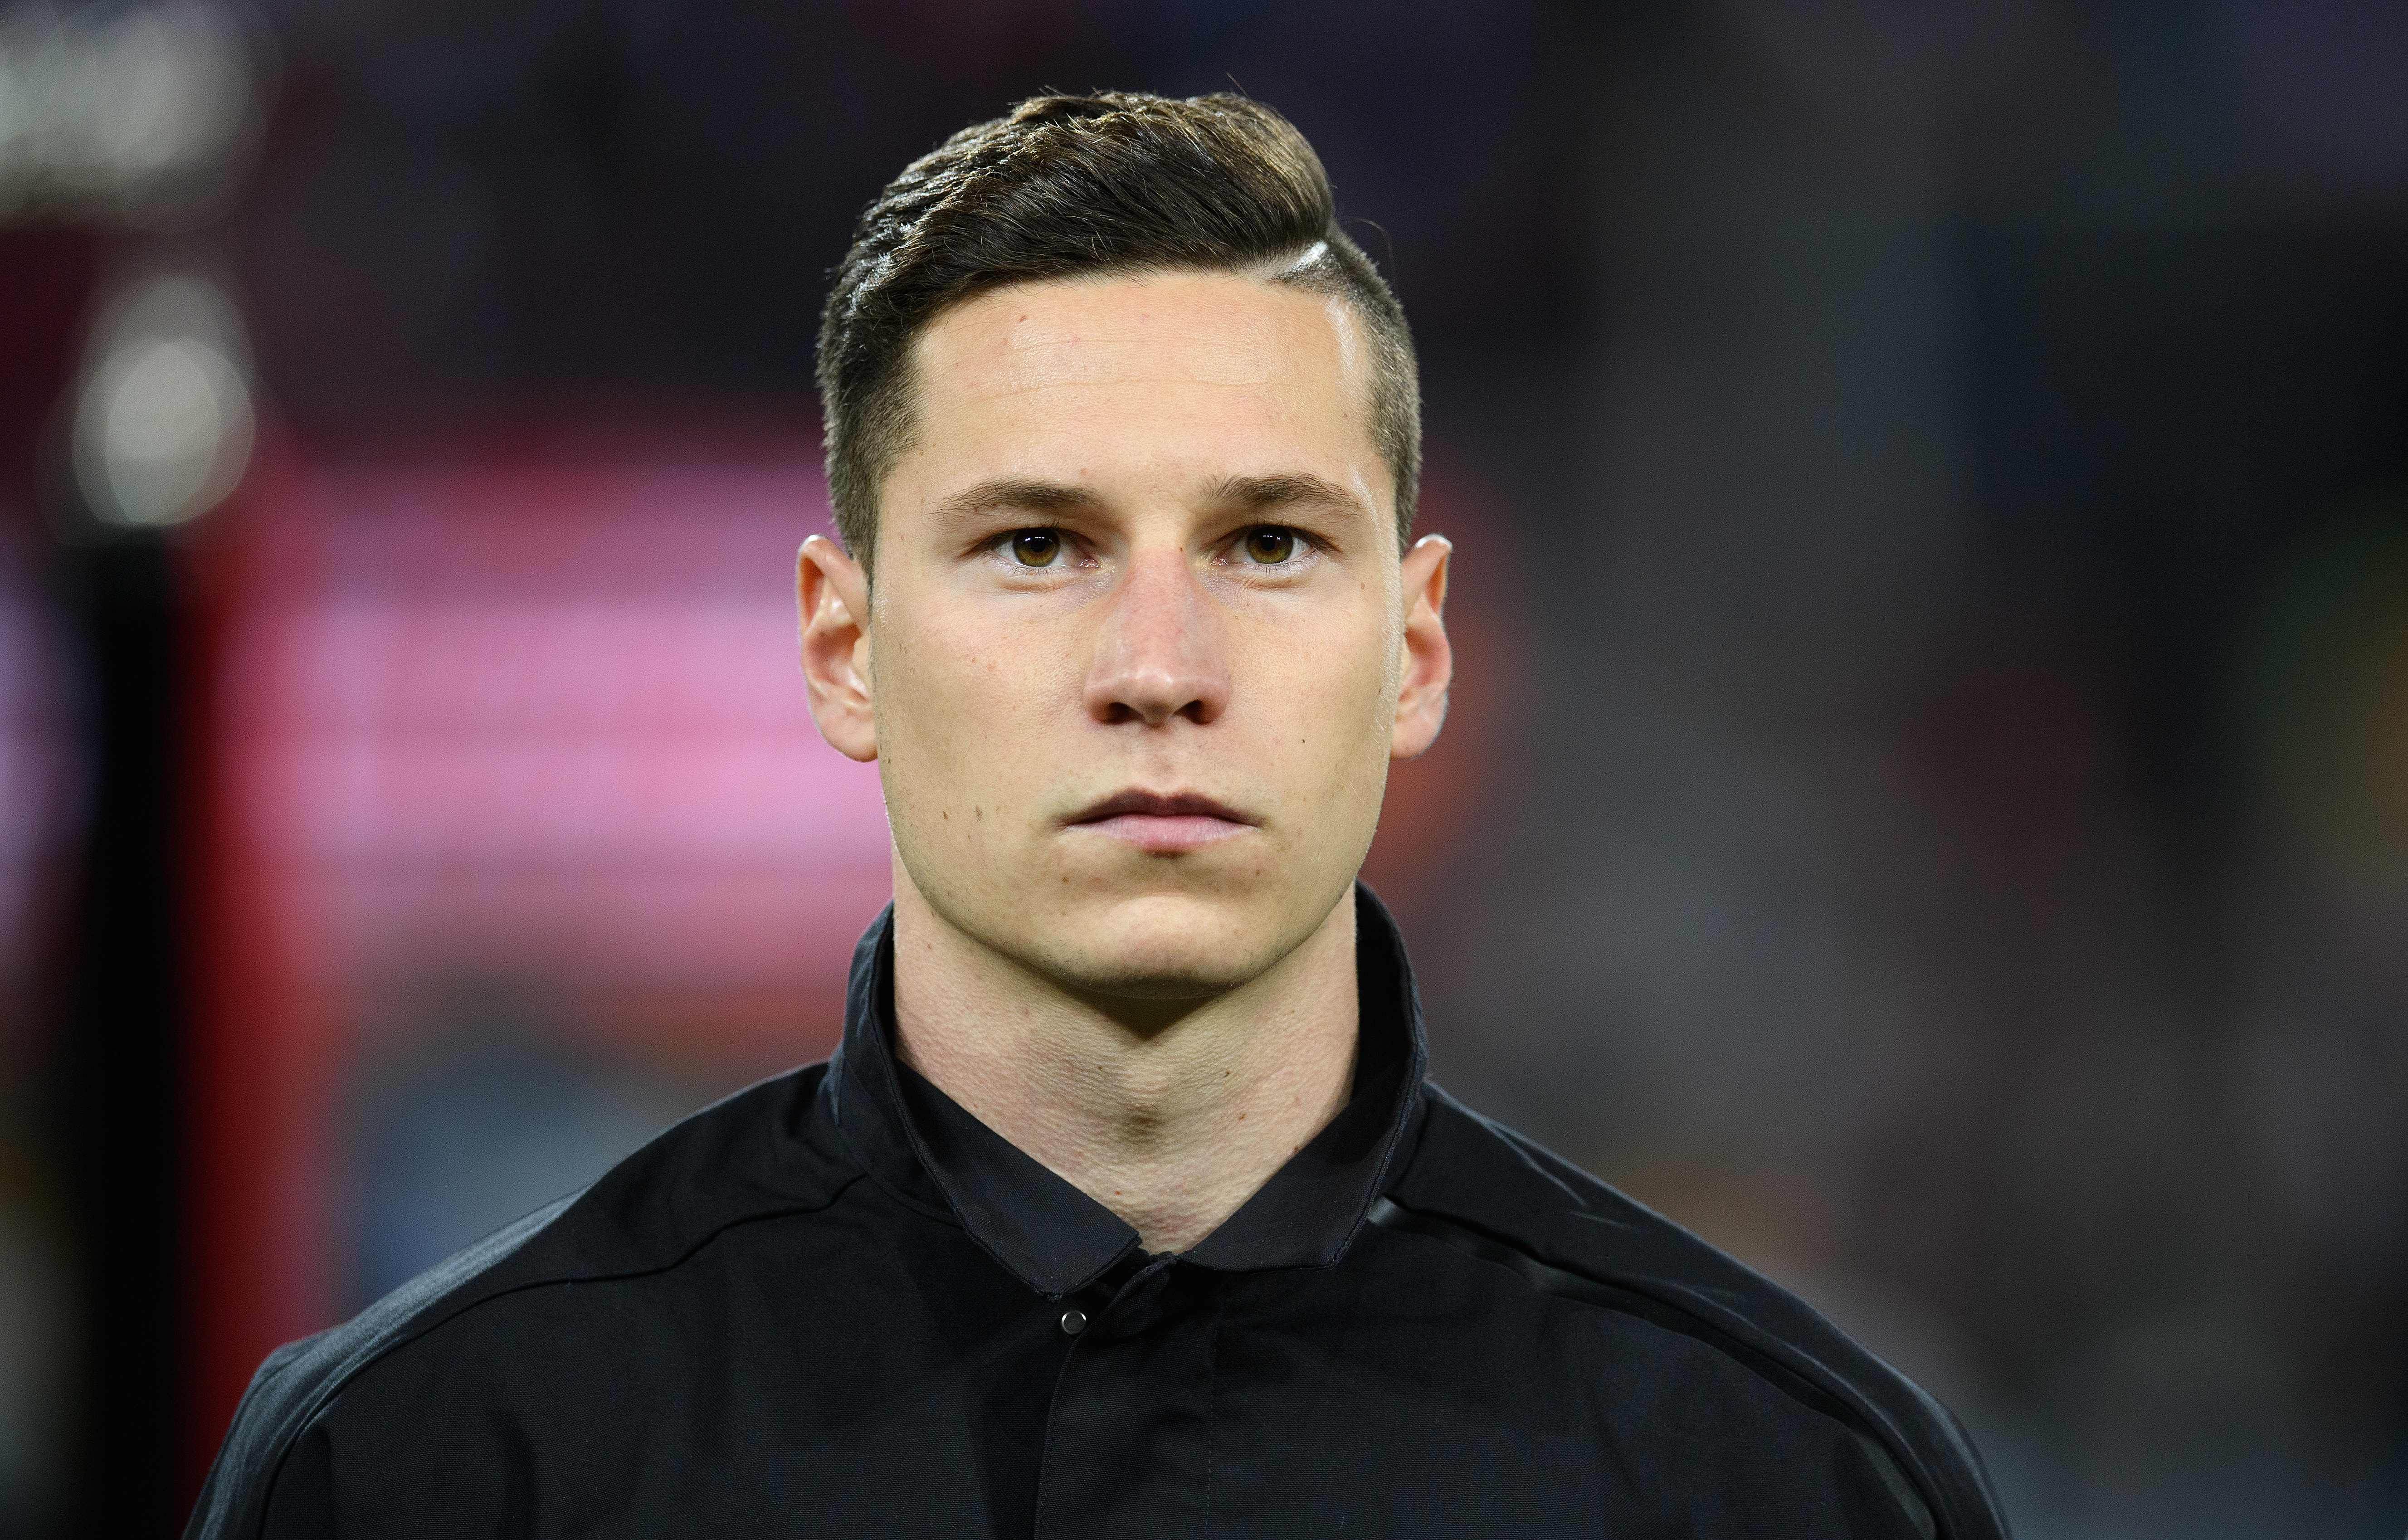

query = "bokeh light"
[[0, 1, 2402, 1535]]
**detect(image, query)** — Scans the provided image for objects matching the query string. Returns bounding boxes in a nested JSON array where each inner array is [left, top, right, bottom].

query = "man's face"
[[801, 269, 1449, 999]]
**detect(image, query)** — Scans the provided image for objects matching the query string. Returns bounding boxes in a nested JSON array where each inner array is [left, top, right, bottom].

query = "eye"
[[1240, 526, 1298, 565], [1009, 529, 1065, 567]]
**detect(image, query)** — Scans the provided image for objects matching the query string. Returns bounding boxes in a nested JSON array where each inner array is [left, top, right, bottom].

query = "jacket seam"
[[1364, 1194, 1943, 1540], [255, 1176, 868, 1532]]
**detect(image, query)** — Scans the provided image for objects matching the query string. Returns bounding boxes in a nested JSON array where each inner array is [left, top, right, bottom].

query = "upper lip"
[[1066, 789, 1256, 826]]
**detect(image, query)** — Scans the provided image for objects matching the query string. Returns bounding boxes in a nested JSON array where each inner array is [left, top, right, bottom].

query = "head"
[[799, 91, 1452, 1000], [817, 92, 1421, 567]]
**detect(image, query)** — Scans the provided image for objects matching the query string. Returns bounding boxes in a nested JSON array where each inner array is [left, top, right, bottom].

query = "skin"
[[798, 268, 1452, 1252]]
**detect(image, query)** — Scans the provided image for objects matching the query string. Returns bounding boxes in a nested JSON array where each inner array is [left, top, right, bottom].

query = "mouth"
[[1064, 789, 1257, 853]]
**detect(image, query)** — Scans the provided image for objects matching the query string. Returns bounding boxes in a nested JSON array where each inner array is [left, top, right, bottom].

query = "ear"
[[1390, 534, 1453, 760], [798, 535, 877, 762]]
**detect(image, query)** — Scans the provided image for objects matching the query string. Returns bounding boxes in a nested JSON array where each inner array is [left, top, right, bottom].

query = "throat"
[[1058, 1053, 1355, 1253], [889, 889, 1362, 1254]]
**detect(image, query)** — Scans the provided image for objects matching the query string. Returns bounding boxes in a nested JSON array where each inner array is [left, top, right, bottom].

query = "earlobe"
[[1390, 534, 1453, 761], [797, 535, 879, 762]]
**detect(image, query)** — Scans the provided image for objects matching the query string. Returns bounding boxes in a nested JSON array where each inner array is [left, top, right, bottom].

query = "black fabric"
[[187, 886, 2013, 1539]]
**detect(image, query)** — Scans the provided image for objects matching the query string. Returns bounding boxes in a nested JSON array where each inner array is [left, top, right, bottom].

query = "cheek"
[[877, 606, 1063, 807], [1248, 610, 1399, 785]]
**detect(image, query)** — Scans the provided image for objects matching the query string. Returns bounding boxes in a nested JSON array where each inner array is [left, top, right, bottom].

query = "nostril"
[[1082, 563, 1229, 724]]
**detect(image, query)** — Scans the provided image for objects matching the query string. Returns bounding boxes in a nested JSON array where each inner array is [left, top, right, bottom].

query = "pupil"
[[1013, 531, 1058, 566], [1249, 529, 1293, 563]]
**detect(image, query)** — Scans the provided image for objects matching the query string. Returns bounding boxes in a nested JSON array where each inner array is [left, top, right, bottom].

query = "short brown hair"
[[816, 92, 1420, 568]]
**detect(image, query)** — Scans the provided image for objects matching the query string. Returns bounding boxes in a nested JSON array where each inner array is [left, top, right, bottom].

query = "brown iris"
[[1243, 527, 1296, 563], [1011, 530, 1062, 566]]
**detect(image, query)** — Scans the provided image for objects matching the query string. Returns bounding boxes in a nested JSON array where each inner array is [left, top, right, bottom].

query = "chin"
[[1037, 890, 1283, 1000], [899, 841, 1358, 1003]]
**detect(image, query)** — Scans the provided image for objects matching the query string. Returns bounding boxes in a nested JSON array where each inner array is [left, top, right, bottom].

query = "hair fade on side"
[[815, 92, 1420, 568]]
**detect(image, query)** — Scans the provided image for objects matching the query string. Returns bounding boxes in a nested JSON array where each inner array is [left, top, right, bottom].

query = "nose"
[[1082, 545, 1229, 727]]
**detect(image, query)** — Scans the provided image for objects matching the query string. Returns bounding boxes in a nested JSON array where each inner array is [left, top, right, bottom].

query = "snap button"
[[1058, 1307, 1087, 1336]]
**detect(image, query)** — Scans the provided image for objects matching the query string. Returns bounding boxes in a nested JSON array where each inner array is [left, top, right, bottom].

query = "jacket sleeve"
[[183, 1194, 579, 1539], [183, 1332, 337, 1540]]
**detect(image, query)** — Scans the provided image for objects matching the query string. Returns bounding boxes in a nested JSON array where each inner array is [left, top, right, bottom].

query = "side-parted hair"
[[815, 91, 1420, 569]]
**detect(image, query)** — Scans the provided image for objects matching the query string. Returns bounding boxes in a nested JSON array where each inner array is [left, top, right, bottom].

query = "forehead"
[[892, 270, 1383, 506]]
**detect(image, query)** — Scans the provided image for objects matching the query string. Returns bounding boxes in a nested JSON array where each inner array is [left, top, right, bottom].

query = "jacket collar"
[[830, 883, 1429, 1299]]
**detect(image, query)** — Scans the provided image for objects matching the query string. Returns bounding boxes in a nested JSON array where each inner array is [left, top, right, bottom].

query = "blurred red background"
[[1, 2, 2405, 1537]]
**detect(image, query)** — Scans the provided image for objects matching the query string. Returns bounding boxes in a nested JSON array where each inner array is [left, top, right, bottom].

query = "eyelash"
[[983, 526, 1323, 571], [1226, 525, 1317, 566], [990, 528, 1087, 570]]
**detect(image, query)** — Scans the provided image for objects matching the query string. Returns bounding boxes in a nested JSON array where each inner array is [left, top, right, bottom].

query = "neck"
[[889, 882, 1360, 1254]]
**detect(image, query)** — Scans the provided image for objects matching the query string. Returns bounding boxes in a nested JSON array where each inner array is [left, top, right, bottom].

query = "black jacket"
[[189, 888, 2009, 1538]]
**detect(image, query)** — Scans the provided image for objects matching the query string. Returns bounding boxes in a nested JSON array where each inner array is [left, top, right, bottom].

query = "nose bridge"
[[1086, 542, 1227, 726]]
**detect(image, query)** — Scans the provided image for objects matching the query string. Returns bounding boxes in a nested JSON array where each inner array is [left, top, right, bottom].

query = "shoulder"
[[1378, 1086, 2010, 1540], [185, 1062, 850, 1540]]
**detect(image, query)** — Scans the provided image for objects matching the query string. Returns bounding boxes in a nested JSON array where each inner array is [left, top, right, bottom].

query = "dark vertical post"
[[63, 531, 186, 1537]]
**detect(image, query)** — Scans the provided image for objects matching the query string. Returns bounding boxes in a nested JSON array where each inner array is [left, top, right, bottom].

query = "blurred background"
[[0, 0, 2403, 1534]]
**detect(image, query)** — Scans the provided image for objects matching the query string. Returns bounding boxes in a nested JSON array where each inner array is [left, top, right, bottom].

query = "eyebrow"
[[1207, 473, 1369, 521], [927, 471, 1370, 527], [930, 478, 1104, 524]]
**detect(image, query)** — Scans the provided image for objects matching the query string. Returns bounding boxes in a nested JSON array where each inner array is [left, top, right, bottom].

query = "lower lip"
[[1074, 814, 1252, 853]]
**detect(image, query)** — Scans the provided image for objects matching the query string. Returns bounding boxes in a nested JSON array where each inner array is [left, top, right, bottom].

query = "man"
[[191, 92, 2008, 1538]]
